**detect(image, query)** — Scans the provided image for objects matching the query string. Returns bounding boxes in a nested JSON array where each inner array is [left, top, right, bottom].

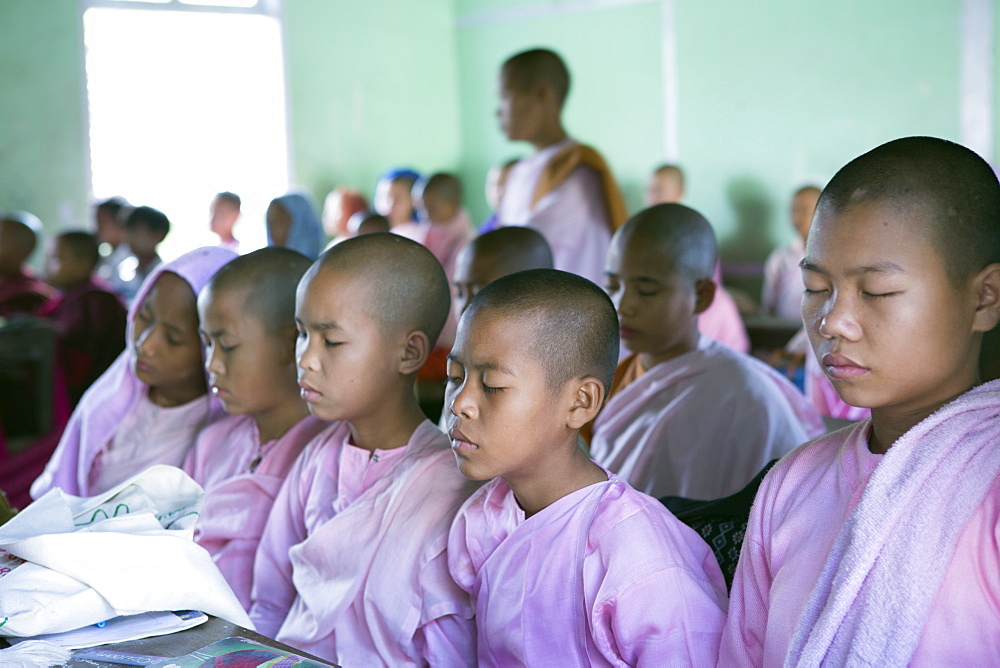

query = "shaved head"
[[502, 48, 571, 107], [311, 232, 450, 345], [57, 231, 101, 270], [817, 136, 1000, 285], [1, 213, 40, 256], [464, 268, 619, 392], [614, 204, 717, 284], [420, 173, 463, 206], [205, 247, 311, 334], [453, 227, 554, 318], [461, 227, 553, 278]]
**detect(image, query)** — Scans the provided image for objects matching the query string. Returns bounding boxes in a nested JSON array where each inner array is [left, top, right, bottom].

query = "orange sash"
[[581, 353, 646, 445], [531, 143, 628, 232]]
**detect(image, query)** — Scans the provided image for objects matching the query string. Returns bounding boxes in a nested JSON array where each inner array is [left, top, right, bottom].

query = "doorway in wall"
[[83, 0, 289, 258]]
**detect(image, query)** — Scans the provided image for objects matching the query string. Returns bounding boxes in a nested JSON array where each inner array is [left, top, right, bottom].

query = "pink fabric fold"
[[30, 247, 237, 499], [590, 336, 824, 499], [448, 474, 728, 666], [251, 419, 479, 666], [186, 413, 329, 610], [786, 379, 1000, 666]]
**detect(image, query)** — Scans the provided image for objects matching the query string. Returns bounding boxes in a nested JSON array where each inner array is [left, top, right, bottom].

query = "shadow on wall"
[[719, 176, 775, 301], [720, 175, 775, 263]]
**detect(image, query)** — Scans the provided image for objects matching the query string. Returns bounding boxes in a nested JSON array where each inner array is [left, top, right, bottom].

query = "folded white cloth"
[[0, 465, 252, 637]]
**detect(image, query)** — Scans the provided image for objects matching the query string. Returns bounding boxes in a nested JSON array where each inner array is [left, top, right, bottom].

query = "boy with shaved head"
[[185, 247, 329, 610], [592, 204, 823, 499], [0, 212, 54, 317], [721, 137, 1000, 665], [452, 226, 553, 318], [249, 233, 477, 666], [446, 269, 727, 665], [494, 48, 626, 285]]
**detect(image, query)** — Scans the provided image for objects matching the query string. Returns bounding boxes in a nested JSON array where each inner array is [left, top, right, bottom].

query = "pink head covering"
[[31, 247, 238, 498]]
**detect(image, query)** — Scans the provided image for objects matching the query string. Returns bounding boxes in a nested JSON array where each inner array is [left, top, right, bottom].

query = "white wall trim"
[[456, 0, 656, 28], [960, 0, 995, 162], [660, 0, 678, 161]]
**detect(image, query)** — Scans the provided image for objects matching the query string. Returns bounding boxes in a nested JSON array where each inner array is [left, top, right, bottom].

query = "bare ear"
[[693, 278, 716, 315], [399, 329, 431, 375], [566, 376, 605, 430], [972, 262, 1000, 333]]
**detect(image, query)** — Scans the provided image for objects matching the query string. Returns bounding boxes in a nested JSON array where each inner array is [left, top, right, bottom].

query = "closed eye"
[[482, 383, 504, 394]]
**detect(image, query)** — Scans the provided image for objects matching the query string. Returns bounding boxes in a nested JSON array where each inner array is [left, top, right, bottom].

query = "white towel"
[[0, 465, 251, 637], [786, 379, 1000, 666]]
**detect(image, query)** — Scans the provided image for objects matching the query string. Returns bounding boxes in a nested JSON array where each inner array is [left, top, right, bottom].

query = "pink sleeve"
[[594, 567, 726, 667], [414, 543, 477, 665], [248, 450, 311, 638], [718, 493, 773, 665]]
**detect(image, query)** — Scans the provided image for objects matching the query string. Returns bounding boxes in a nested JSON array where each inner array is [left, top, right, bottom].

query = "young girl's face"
[[802, 200, 983, 420], [199, 285, 298, 417], [132, 271, 206, 406]]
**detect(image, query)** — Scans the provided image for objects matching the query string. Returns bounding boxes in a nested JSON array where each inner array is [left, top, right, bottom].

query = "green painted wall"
[[454, 0, 966, 269], [283, 0, 461, 204], [0, 0, 993, 279], [0, 0, 90, 263]]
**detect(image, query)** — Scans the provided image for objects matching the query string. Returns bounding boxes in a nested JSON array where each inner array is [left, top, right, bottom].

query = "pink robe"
[[498, 138, 611, 285], [720, 385, 1000, 666], [698, 262, 751, 353], [249, 420, 478, 666], [30, 247, 237, 499], [448, 474, 728, 666], [761, 237, 806, 320], [184, 413, 329, 610], [590, 336, 824, 499]]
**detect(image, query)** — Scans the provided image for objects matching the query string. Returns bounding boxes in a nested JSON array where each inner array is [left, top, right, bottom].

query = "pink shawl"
[[30, 247, 237, 499]]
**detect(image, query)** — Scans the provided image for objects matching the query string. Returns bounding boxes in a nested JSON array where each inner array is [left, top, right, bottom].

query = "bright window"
[[83, 0, 288, 258]]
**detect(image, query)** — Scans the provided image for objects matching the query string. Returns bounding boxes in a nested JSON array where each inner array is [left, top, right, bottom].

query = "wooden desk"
[[63, 616, 337, 667]]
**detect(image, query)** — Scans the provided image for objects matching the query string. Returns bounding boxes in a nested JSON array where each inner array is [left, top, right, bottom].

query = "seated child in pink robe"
[[720, 136, 1000, 666], [445, 269, 728, 666], [591, 204, 824, 499], [249, 233, 478, 666], [40, 231, 127, 406], [184, 248, 329, 610], [0, 212, 54, 317], [31, 246, 237, 498]]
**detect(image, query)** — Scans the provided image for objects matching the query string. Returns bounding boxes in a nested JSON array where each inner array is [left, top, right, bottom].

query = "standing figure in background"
[[762, 185, 821, 319], [494, 48, 626, 285], [0, 212, 53, 317], [266, 193, 324, 261], [210, 191, 242, 254]]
